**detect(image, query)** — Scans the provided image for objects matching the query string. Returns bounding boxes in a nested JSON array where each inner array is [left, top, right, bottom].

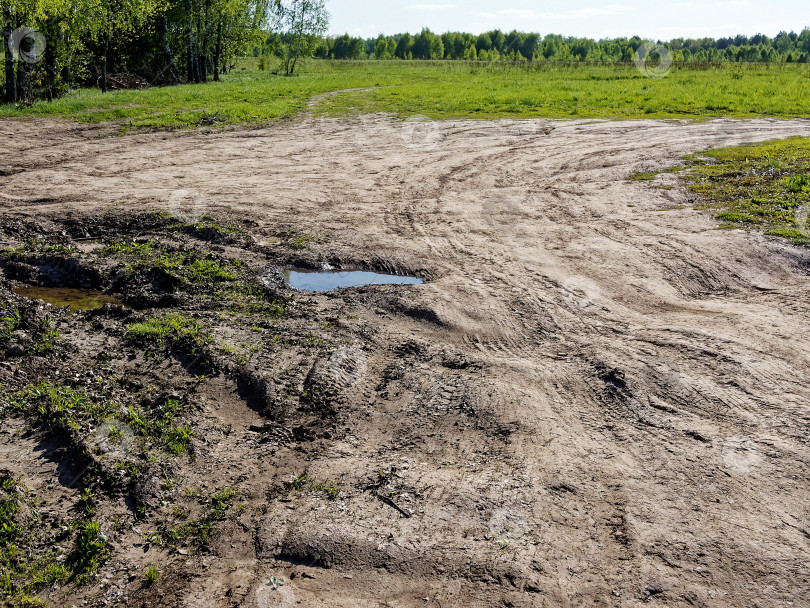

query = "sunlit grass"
[[679, 137, 810, 244], [1, 59, 807, 132]]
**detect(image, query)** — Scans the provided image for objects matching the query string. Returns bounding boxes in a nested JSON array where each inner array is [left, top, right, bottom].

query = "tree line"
[[309, 28, 810, 64], [1, 0, 329, 103]]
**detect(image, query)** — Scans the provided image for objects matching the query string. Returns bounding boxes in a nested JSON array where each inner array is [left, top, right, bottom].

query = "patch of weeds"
[[30, 315, 59, 356], [179, 214, 244, 241], [0, 474, 105, 606], [0, 308, 22, 352], [77, 489, 96, 517], [681, 137, 810, 245], [103, 240, 238, 291], [68, 520, 108, 584], [282, 229, 314, 250], [8, 383, 193, 467], [102, 237, 284, 313], [764, 227, 810, 246], [132, 397, 194, 456], [0, 303, 58, 360], [162, 487, 236, 551], [268, 473, 341, 501], [126, 314, 210, 351], [2, 238, 77, 259], [9, 382, 116, 429], [783, 174, 810, 193]]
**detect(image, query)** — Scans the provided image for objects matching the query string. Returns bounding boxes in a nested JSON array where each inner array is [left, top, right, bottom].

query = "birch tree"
[[272, 0, 328, 75]]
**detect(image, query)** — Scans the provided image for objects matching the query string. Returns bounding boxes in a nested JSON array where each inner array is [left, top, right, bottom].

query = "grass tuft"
[[126, 314, 210, 351]]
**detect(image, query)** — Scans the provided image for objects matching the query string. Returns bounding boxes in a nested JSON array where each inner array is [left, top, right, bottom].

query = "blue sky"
[[327, 1, 809, 39]]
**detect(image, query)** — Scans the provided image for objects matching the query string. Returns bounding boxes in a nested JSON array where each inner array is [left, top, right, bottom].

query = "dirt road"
[[2, 115, 810, 607]]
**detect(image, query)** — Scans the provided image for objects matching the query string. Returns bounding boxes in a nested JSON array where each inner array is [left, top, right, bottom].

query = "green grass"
[[1, 60, 807, 132], [144, 565, 159, 586], [101, 233, 285, 314], [162, 487, 236, 550], [679, 137, 810, 244], [282, 229, 315, 250], [268, 473, 341, 501], [125, 313, 210, 351], [0, 299, 59, 360], [102, 240, 237, 289], [0, 474, 107, 606], [4, 382, 194, 461]]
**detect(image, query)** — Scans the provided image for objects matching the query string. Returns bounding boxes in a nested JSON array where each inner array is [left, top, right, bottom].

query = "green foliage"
[[1, 0, 274, 102], [681, 137, 810, 244], [210, 488, 236, 517], [0, 474, 101, 606], [103, 240, 237, 288], [272, 0, 330, 75], [145, 565, 159, 586], [101, 236, 282, 313], [163, 487, 236, 550], [125, 314, 210, 350], [0, 300, 58, 360], [68, 521, 108, 583], [283, 229, 314, 249], [11, 381, 114, 428], [270, 473, 341, 500], [783, 174, 810, 192], [7, 382, 194, 463], [0, 477, 22, 546], [0, 309, 22, 351]]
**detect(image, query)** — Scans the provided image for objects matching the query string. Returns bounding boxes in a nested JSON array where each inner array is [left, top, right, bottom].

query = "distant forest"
[[266, 28, 810, 64]]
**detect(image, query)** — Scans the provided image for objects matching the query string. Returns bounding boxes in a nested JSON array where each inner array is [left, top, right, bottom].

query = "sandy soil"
[[2, 115, 810, 607]]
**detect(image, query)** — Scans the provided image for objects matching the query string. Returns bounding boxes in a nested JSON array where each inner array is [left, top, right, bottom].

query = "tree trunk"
[[290, 30, 303, 75], [213, 16, 222, 81], [62, 34, 72, 91], [162, 16, 180, 84], [45, 19, 58, 101], [200, 0, 210, 82], [16, 53, 26, 101], [290, 4, 304, 76], [2, 11, 16, 103], [186, 0, 200, 83], [101, 35, 109, 93]]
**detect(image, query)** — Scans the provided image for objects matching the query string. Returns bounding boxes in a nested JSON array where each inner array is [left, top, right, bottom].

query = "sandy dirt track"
[[2, 115, 810, 607]]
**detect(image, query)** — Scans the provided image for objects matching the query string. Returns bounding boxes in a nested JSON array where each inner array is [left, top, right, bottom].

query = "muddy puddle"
[[281, 268, 423, 292], [13, 287, 123, 312]]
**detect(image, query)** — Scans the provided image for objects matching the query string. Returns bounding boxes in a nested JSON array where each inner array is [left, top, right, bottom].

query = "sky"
[[327, 0, 810, 40]]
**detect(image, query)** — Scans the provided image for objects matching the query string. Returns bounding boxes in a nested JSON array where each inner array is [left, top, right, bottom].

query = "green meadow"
[[1, 59, 808, 132]]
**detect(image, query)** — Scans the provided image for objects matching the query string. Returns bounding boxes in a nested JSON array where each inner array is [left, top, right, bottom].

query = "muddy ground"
[[1, 115, 810, 608]]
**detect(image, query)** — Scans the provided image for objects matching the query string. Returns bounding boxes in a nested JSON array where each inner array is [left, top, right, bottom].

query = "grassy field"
[[1, 59, 808, 132]]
